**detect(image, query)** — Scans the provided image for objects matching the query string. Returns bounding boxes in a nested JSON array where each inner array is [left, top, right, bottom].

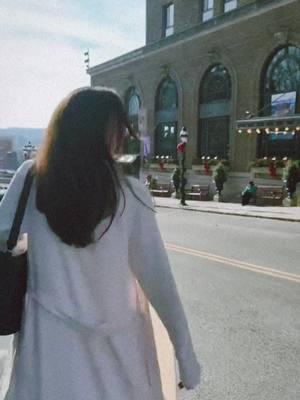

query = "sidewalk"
[[153, 197, 300, 222]]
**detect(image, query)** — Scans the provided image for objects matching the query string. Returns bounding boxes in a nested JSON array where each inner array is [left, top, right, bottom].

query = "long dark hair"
[[35, 87, 135, 247]]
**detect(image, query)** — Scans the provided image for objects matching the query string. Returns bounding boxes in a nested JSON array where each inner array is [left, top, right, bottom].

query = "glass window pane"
[[200, 64, 231, 103], [224, 0, 237, 13], [262, 46, 300, 116], [155, 123, 177, 158], [168, 4, 174, 26], [202, 9, 213, 21], [128, 94, 140, 116], [157, 78, 178, 111], [166, 26, 174, 37]]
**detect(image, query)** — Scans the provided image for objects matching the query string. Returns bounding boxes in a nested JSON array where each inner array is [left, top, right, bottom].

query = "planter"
[[213, 193, 223, 202], [192, 165, 213, 176], [192, 163, 230, 176], [148, 163, 177, 173], [250, 167, 283, 180]]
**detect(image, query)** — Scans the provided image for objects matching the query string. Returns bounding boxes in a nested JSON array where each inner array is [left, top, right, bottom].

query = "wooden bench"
[[255, 186, 284, 206], [185, 185, 210, 201], [150, 183, 172, 198]]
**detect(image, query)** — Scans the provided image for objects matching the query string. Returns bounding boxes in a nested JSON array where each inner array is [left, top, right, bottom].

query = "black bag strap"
[[6, 165, 35, 251]]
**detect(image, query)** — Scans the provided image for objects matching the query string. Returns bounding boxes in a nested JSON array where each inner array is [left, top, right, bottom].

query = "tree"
[[213, 163, 227, 195]]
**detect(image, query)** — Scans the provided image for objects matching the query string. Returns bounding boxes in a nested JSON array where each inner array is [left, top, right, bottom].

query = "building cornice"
[[88, 0, 297, 77]]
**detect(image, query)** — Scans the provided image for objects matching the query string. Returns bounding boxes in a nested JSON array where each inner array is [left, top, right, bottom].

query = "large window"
[[261, 46, 300, 116], [163, 3, 174, 37], [202, 0, 214, 22], [198, 64, 232, 158], [125, 87, 141, 154], [258, 46, 300, 159], [155, 77, 178, 158]]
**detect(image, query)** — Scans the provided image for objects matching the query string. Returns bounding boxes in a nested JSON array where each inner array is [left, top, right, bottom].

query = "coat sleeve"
[[128, 180, 201, 390], [0, 160, 34, 250]]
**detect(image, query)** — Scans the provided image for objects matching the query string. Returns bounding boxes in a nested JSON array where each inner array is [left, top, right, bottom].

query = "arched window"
[[124, 87, 141, 154], [258, 46, 300, 159], [262, 46, 300, 116], [198, 64, 232, 159], [127, 88, 140, 118], [155, 77, 178, 158], [156, 78, 178, 111]]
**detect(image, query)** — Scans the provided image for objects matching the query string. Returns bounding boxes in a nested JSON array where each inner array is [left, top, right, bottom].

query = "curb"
[[155, 204, 300, 223]]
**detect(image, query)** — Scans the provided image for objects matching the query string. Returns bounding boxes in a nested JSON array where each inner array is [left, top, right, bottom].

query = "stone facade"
[[88, 0, 300, 201]]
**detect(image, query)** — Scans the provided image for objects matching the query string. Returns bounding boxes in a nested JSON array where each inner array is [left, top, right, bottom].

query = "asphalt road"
[[155, 208, 300, 400]]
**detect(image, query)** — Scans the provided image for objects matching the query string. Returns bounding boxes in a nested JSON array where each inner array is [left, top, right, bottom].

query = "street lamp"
[[177, 126, 189, 206], [23, 141, 37, 160]]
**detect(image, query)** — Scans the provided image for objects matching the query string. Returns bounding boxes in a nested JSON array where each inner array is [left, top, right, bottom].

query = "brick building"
[[88, 0, 300, 199]]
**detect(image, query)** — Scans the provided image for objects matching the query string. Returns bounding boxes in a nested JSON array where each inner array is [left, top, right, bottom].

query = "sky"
[[0, 0, 146, 128]]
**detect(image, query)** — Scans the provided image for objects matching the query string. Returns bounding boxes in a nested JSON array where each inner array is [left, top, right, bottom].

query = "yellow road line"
[[165, 243, 300, 284]]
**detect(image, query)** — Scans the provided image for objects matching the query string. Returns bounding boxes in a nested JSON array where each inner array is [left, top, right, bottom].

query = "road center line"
[[165, 243, 300, 284]]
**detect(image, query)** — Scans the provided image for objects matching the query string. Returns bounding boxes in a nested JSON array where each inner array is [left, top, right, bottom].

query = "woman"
[[0, 88, 200, 400]]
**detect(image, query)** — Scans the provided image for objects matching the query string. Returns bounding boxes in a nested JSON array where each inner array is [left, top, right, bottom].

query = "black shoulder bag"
[[0, 167, 34, 335]]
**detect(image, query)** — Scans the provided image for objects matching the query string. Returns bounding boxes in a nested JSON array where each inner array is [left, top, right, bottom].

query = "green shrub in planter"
[[286, 163, 299, 197], [213, 163, 227, 195]]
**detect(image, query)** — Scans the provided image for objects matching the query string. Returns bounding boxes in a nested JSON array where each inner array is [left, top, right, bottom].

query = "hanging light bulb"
[[247, 129, 252, 134], [265, 128, 270, 134], [238, 129, 242, 133], [256, 128, 261, 134], [285, 127, 289, 131]]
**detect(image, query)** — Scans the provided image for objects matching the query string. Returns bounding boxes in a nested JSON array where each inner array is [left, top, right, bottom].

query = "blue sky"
[[0, 0, 146, 128]]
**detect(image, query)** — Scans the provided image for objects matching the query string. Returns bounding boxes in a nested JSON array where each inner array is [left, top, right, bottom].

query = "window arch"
[[198, 64, 232, 159], [200, 64, 231, 103], [257, 46, 300, 160], [261, 46, 300, 116], [156, 78, 178, 111], [154, 77, 179, 158], [124, 87, 141, 154], [126, 87, 141, 117]]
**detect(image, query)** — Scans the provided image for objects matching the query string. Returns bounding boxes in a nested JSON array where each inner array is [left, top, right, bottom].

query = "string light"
[[296, 126, 300, 131], [265, 128, 270, 134], [275, 127, 279, 132], [247, 129, 252, 134], [285, 127, 289, 131], [256, 128, 261, 134], [238, 129, 242, 133]]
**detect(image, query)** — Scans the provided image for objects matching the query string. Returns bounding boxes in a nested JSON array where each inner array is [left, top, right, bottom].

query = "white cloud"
[[0, 0, 145, 128]]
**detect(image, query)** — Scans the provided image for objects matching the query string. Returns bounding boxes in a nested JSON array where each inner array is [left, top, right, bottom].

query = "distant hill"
[[0, 127, 45, 152]]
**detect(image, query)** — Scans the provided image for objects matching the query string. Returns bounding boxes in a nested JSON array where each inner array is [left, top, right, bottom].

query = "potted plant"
[[249, 158, 285, 179], [284, 162, 300, 206], [213, 162, 227, 202]]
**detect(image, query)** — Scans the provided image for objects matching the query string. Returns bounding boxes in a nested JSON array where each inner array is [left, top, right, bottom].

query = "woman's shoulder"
[[122, 176, 155, 211], [15, 159, 35, 178]]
